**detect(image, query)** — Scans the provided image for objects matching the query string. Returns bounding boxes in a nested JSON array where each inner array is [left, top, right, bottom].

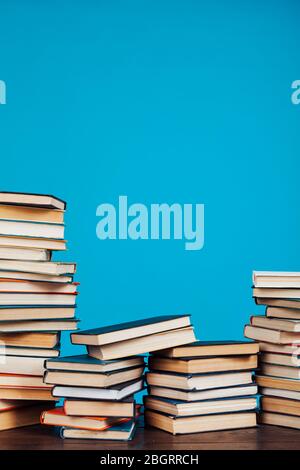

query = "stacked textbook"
[[0, 192, 78, 431], [144, 340, 259, 434], [42, 314, 195, 440], [245, 271, 300, 430]]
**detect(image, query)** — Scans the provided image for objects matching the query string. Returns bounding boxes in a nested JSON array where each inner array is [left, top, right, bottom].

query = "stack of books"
[[0, 192, 78, 431], [144, 340, 259, 434], [245, 271, 300, 430], [42, 314, 196, 440]]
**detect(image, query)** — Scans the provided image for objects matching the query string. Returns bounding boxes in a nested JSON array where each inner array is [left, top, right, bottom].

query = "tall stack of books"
[[42, 314, 196, 440], [0, 192, 78, 431], [144, 340, 259, 434], [245, 271, 300, 430]]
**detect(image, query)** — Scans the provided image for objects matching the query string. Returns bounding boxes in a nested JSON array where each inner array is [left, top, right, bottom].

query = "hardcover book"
[[147, 384, 258, 402], [0, 192, 66, 210], [52, 378, 144, 400], [148, 354, 258, 374], [144, 395, 258, 417], [71, 314, 192, 346], [60, 419, 137, 441], [64, 397, 136, 417], [154, 340, 259, 358], [145, 409, 257, 435], [146, 370, 254, 391], [46, 354, 144, 373], [41, 407, 133, 431], [44, 365, 145, 388], [87, 327, 196, 360]]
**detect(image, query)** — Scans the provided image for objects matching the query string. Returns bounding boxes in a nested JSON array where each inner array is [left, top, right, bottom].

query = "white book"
[[0, 355, 47, 375], [0, 220, 64, 239], [260, 387, 300, 401], [0, 260, 76, 275], [0, 280, 77, 293], [0, 247, 50, 261], [0, 293, 76, 306], [253, 271, 300, 288], [0, 235, 66, 251], [0, 271, 72, 283], [52, 378, 144, 400]]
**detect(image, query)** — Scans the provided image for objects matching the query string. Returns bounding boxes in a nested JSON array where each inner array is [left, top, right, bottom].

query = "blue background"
[[0, 0, 300, 355]]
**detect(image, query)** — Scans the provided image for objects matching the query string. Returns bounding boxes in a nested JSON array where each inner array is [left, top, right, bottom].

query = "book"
[[0, 260, 76, 276], [251, 315, 300, 332], [266, 307, 300, 320], [0, 331, 60, 348], [253, 271, 300, 288], [260, 387, 300, 401], [44, 365, 145, 388], [0, 293, 77, 306], [154, 340, 259, 358], [147, 384, 258, 402], [0, 204, 64, 224], [0, 318, 79, 331], [253, 287, 300, 299], [261, 396, 300, 416], [0, 355, 49, 375], [256, 298, 300, 309], [145, 409, 257, 435], [146, 371, 254, 391], [52, 378, 144, 400], [64, 398, 136, 417], [88, 327, 196, 361], [256, 374, 300, 392], [0, 271, 72, 283], [258, 342, 300, 355], [41, 407, 132, 430], [261, 363, 300, 379], [0, 306, 75, 321], [0, 235, 66, 251], [61, 420, 136, 441], [0, 346, 60, 357], [71, 314, 192, 346], [0, 401, 54, 431], [144, 395, 258, 417], [244, 324, 300, 344], [0, 219, 64, 239], [148, 354, 258, 374], [0, 247, 51, 261], [0, 280, 78, 294], [260, 412, 300, 430], [0, 387, 57, 400], [46, 354, 144, 373], [261, 352, 300, 367], [0, 192, 66, 210], [0, 373, 50, 388]]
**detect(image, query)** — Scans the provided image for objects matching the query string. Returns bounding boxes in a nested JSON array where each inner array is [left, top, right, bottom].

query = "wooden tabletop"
[[0, 423, 299, 450]]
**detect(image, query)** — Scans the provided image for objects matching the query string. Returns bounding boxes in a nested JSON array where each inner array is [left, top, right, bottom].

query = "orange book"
[[41, 406, 141, 431]]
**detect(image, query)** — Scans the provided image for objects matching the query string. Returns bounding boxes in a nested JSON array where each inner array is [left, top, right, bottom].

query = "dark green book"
[[60, 419, 137, 440]]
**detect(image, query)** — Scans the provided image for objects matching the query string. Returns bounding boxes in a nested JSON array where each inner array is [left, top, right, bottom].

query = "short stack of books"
[[144, 340, 259, 434], [0, 192, 79, 431], [42, 314, 196, 440], [245, 271, 300, 430]]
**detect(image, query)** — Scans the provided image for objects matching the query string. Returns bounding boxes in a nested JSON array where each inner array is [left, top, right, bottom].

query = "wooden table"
[[0, 423, 299, 450]]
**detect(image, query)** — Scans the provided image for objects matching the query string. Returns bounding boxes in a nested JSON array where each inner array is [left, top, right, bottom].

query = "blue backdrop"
[[0, 0, 299, 355]]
